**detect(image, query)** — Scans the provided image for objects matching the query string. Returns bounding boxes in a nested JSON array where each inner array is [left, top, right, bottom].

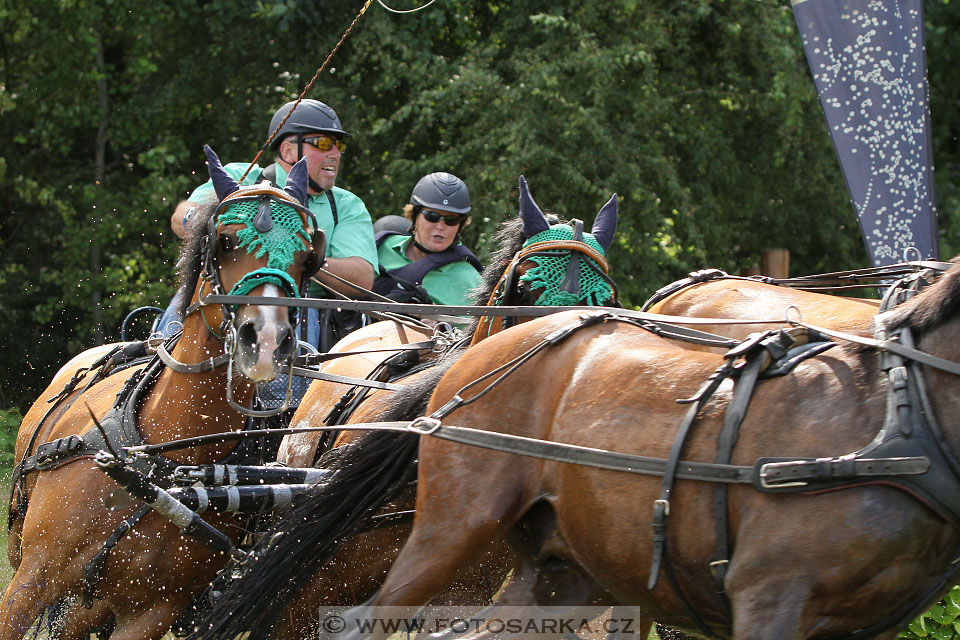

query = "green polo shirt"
[[377, 234, 483, 306], [189, 162, 379, 289]]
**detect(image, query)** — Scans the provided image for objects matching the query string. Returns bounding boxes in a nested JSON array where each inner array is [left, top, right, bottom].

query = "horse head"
[[466, 177, 618, 345], [496, 175, 618, 308], [201, 145, 325, 383]]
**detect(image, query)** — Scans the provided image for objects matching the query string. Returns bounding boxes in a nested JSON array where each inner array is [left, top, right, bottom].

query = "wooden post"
[[761, 249, 790, 279]]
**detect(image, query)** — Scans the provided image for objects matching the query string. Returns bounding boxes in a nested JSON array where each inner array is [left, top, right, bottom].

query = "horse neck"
[[467, 247, 540, 346], [911, 319, 960, 453], [138, 303, 253, 462]]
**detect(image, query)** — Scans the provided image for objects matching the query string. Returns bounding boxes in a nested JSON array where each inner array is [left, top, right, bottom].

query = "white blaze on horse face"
[[234, 283, 295, 382]]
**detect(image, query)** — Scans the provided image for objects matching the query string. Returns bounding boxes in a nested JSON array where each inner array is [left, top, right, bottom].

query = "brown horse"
[[245, 259, 960, 640], [191, 176, 631, 640], [644, 272, 883, 350], [1, 147, 325, 640], [270, 319, 513, 640]]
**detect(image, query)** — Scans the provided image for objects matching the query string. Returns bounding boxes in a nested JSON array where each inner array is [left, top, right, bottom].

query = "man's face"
[[280, 135, 343, 192]]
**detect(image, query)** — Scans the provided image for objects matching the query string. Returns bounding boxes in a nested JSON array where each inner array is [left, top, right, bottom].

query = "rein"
[[641, 260, 954, 310], [199, 294, 794, 325]]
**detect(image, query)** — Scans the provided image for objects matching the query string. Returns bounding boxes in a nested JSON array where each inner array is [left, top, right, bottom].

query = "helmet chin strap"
[[308, 176, 325, 193], [412, 237, 439, 254]]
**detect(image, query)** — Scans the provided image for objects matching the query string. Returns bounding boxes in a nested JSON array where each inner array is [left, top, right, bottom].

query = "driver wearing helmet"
[[372, 172, 483, 306], [162, 99, 378, 347]]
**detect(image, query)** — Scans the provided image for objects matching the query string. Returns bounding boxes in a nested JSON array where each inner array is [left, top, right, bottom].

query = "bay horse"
[[1, 146, 326, 640], [191, 176, 627, 640], [643, 272, 882, 350], [230, 259, 960, 640]]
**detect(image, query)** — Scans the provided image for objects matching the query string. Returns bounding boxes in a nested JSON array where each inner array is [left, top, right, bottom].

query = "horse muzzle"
[[232, 313, 297, 382]]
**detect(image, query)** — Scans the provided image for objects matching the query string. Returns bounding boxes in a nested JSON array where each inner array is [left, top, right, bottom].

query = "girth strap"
[[708, 336, 770, 603]]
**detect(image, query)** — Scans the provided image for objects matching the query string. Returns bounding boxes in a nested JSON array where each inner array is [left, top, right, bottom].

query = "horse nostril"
[[276, 325, 296, 362], [237, 320, 259, 352]]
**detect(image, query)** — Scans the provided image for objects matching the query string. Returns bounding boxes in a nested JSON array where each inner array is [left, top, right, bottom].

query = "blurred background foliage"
[[0, 0, 957, 413]]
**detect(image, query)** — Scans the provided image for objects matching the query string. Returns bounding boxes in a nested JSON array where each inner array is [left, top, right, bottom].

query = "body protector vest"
[[372, 230, 483, 304]]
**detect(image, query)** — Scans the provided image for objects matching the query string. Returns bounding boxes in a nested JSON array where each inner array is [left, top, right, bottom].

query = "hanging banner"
[[792, 0, 938, 265]]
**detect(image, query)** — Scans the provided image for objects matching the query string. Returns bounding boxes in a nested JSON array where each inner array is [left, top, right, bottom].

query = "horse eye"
[[219, 234, 236, 252]]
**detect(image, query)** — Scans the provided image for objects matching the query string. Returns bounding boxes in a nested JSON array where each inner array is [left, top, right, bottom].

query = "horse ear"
[[591, 193, 618, 252], [204, 145, 240, 202], [284, 157, 310, 206], [518, 175, 550, 238]]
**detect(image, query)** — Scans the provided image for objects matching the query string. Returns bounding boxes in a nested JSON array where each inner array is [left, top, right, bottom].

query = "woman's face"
[[414, 209, 462, 252]]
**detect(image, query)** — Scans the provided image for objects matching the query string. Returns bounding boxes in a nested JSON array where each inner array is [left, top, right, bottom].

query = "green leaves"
[[900, 586, 960, 638], [1, 0, 957, 416]]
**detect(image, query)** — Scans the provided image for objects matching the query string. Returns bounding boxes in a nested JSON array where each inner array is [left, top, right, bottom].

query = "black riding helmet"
[[410, 172, 471, 215], [267, 99, 350, 151]]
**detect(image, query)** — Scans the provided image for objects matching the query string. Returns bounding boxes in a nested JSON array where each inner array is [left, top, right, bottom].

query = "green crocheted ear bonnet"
[[217, 197, 311, 297], [519, 225, 612, 306]]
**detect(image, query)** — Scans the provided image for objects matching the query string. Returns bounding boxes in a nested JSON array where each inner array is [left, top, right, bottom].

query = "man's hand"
[[313, 256, 375, 296], [170, 200, 202, 240]]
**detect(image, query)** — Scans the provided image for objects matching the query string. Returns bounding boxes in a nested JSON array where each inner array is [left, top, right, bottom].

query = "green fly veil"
[[204, 145, 322, 301], [514, 175, 618, 307]]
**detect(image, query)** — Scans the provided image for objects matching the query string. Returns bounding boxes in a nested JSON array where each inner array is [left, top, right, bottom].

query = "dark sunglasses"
[[421, 210, 463, 226], [302, 135, 346, 153]]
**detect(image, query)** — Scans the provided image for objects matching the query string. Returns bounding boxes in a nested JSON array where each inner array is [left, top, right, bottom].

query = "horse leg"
[[54, 600, 114, 640], [423, 543, 626, 640], [0, 561, 60, 640], [106, 598, 193, 640], [728, 582, 809, 640], [336, 517, 516, 640]]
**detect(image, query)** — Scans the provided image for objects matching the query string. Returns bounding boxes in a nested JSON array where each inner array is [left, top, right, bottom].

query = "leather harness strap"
[[9, 343, 151, 530], [155, 342, 231, 374]]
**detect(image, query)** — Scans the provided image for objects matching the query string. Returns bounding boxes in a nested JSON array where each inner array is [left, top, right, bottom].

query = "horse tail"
[[190, 361, 451, 640]]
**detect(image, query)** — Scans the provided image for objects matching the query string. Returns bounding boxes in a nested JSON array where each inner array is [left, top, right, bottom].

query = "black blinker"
[[253, 196, 274, 233], [560, 219, 584, 296]]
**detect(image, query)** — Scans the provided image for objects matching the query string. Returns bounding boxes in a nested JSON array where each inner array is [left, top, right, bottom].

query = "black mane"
[[470, 217, 529, 303], [883, 257, 960, 336]]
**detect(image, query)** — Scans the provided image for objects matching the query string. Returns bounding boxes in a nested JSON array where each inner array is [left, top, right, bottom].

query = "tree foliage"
[[0, 0, 957, 412]]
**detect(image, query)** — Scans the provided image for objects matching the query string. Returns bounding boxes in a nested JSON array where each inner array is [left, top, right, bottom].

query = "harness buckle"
[[408, 416, 442, 435], [758, 461, 809, 489], [653, 498, 670, 516]]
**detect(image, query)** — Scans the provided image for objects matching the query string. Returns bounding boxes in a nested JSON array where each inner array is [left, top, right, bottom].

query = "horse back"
[[280, 321, 432, 467], [15, 343, 145, 463], [648, 279, 879, 350], [9, 344, 148, 568]]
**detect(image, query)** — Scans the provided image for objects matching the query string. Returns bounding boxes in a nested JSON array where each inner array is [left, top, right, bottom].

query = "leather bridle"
[[160, 185, 325, 416], [473, 220, 619, 343]]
